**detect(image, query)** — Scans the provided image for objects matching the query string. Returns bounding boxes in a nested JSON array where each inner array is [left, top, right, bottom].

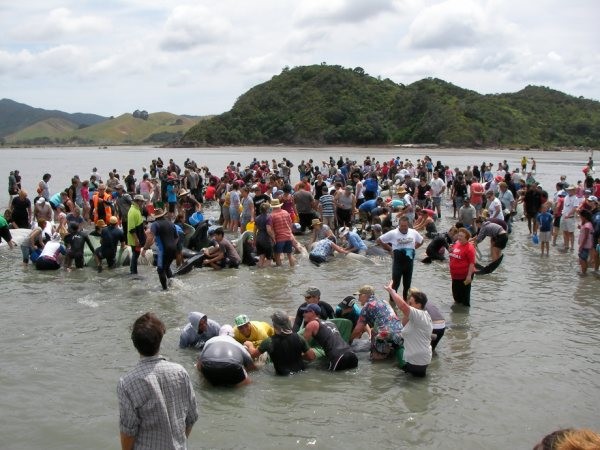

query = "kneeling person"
[[246, 311, 310, 376], [302, 304, 358, 371]]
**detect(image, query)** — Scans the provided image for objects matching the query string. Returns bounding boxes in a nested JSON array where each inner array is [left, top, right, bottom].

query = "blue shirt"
[[346, 231, 367, 252], [358, 199, 378, 212], [536, 212, 553, 232]]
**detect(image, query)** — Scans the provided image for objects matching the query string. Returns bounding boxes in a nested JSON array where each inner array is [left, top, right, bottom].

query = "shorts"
[[329, 351, 358, 371], [578, 248, 590, 262], [553, 216, 561, 228], [492, 233, 508, 250], [229, 206, 240, 222], [560, 217, 576, 233], [402, 362, 428, 378], [432, 196, 441, 207], [222, 205, 230, 221], [94, 247, 116, 267], [218, 257, 240, 269], [35, 256, 60, 270], [538, 231, 551, 243], [200, 360, 246, 386], [274, 240, 293, 254]]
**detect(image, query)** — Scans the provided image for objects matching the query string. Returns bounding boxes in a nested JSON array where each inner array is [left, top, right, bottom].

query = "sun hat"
[[589, 195, 598, 202], [153, 208, 167, 218], [566, 185, 577, 190], [270, 311, 292, 333], [311, 218, 322, 227], [133, 194, 145, 202], [270, 199, 283, 208], [338, 227, 350, 237], [178, 188, 190, 197], [95, 219, 107, 228], [234, 314, 250, 327], [354, 284, 374, 296]]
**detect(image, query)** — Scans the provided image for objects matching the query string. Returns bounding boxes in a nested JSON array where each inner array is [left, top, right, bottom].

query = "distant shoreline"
[[0, 143, 595, 153]]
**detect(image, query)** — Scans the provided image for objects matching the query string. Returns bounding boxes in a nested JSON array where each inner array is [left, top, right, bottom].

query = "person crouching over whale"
[[202, 227, 241, 270]]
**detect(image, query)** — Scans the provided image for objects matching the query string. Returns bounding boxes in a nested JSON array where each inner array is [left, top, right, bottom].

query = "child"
[[578, 210, 594, 275], [536, 204, 553, 256]]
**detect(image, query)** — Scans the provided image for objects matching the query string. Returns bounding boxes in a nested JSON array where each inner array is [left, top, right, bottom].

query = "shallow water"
[[0, 146, 598, 449]]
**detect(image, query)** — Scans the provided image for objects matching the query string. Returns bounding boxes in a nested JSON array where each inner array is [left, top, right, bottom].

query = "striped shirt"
[[118, 355, 198, 450], [319, 194, 335, 217], [271, 208, 293, 242]]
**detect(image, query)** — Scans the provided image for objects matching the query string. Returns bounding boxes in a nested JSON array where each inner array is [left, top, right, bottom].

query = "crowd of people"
[[5, 154, 599, 448]]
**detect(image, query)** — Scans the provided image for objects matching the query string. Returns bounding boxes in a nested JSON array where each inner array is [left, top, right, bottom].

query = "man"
[[485, 190, 504, 221], [334, 296, 362, 330], [245, 311, 310, 376], [384, 281, 433, 378], [94, 217, 126, 272], [338, 226, 367, 254], [292, 287, 335, 332], [179, 312, 221, 349], [114, 185, 132, 233], [357, 197, 383, 230], [127, 194, 146, 275], [560, 185, 580, 251], [334, 185, 356, 228], [293, 185, 317, 233], [201, 227, 241, 269], [270, 199, 295, 267], [233, 314, 274, 348], [0, 214, 15, 249], [91, 184, 113, 224], [350, 285, 403, 360], [64, 221, 95, 270], [473, 217, 508, 262], [302, 304, 358, 371], [498, 181, 516, 233], [376, 216, 424, 299], [318, 185, 336, 229], [457, 196, 477, 233], [142, 208, 178, 290], [429, 171, 445, 218], [118, 312, 198, 449]]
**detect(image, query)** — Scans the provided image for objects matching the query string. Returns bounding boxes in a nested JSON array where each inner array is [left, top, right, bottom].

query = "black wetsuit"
[[151, 219, 178, 289], [64, 231, 95, 268], [312, 320, 357, 371]]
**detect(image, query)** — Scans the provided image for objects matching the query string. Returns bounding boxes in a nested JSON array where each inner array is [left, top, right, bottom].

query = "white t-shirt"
[[430, 178, 445, 197], [379, 228, 423, 250], [487, 197, 504, 221], [401, 307, 433, 366], [562, 195, 580, 218]]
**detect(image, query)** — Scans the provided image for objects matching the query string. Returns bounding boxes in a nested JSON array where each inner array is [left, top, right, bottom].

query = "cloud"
[[159, 5, 233, 51], [13, 8, 109, 41], [404, 0, 512, 50], [0, 45, 84, 78], [294, 0, 398, 26]]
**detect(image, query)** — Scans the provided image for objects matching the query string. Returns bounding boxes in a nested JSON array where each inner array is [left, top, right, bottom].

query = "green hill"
[[5, 117, 80, 142], [183, 64, 600, 148], [0, 98, 106, 138], [6, 112, 199, 145]]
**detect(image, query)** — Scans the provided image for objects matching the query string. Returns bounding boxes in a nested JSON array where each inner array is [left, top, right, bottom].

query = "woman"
[[10, 189, 32, 229], [253, 203, 275, 268], [578, 210, 594, 276], [240, 186, 255, 232], [449, 227, 476, 307], [383, 281, 433, 377], [228, 182, 241, 233]]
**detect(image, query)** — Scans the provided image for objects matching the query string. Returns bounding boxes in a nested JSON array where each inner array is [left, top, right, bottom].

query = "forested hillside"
[[183, 64, 600, 148]]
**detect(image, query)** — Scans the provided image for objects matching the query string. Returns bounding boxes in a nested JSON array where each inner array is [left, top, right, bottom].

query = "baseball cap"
[[300, 304, 321, 315], [338, 296, 356, 309], [589, 195, 598, 202], [304, 286, 321, 298], [234, 314, 250, 327], [219, 324, 234, 336]]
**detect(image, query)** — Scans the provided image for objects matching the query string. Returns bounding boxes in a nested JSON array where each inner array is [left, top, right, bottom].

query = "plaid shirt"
[[118, 355, 198, 449]]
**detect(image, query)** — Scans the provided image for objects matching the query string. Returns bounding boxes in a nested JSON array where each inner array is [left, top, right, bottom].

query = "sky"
[[1, 0, 598, 117]]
